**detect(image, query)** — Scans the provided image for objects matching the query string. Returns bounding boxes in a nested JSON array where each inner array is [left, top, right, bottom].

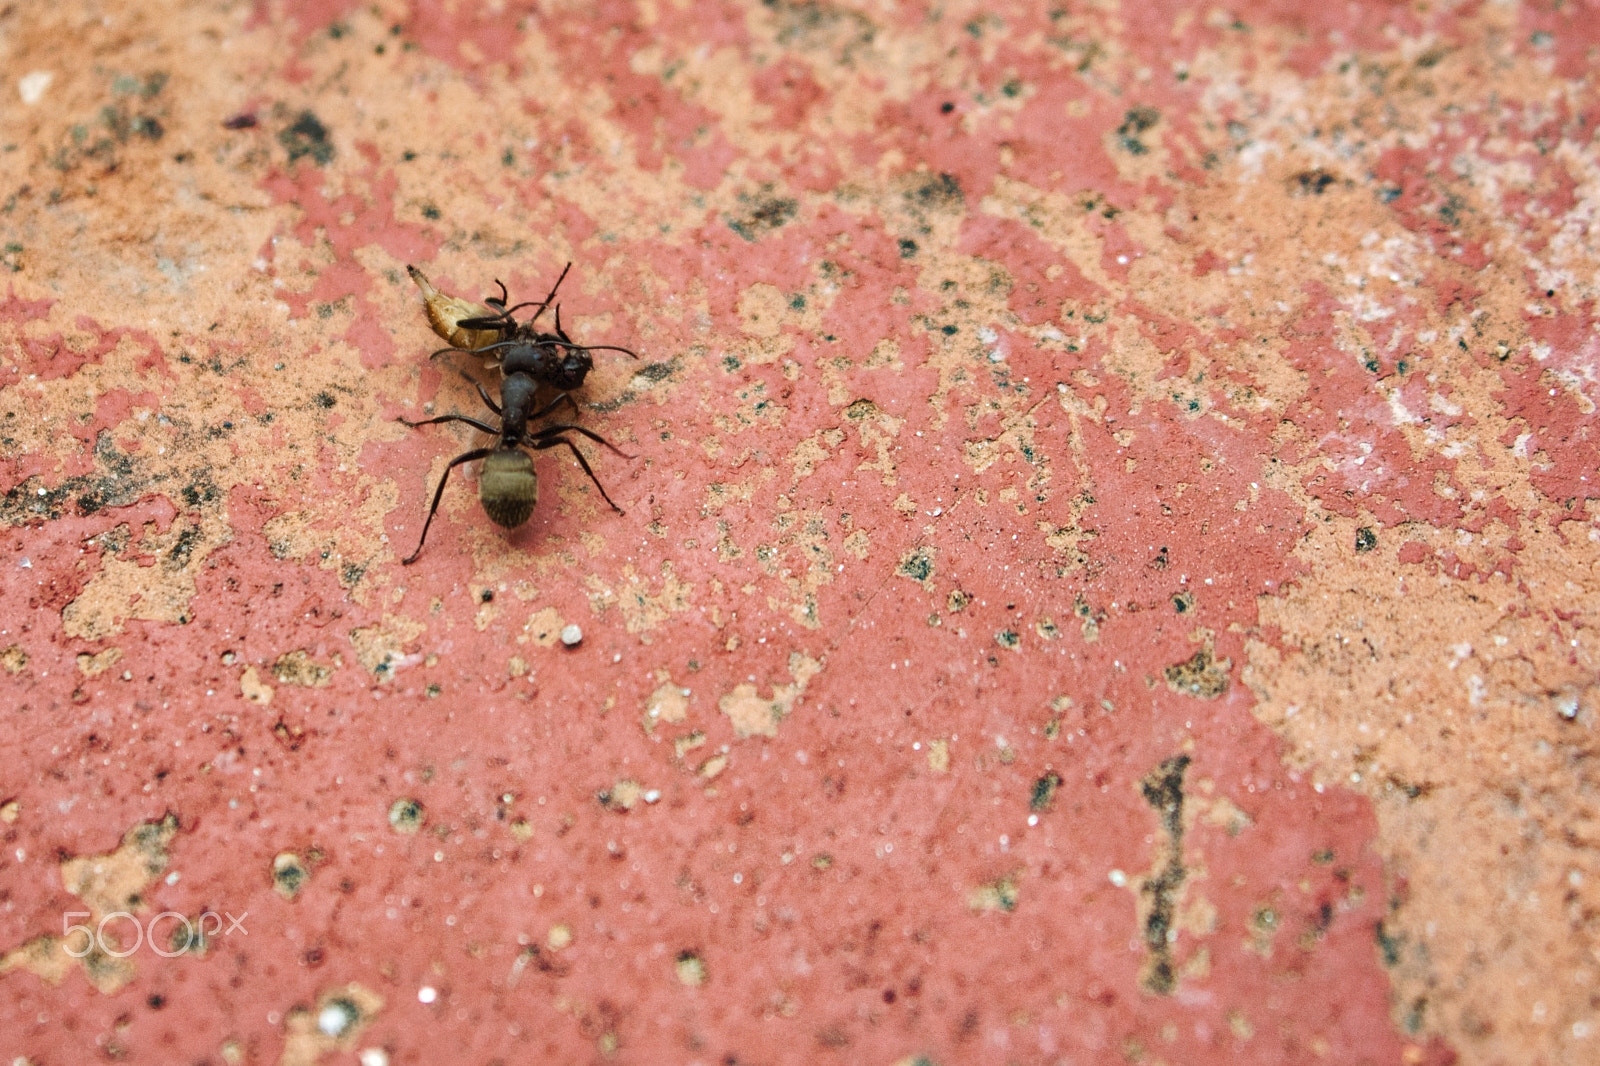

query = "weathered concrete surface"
[[2, 1, 1596, 1063]]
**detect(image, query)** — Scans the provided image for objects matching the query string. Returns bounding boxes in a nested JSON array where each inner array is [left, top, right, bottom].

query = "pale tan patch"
[[674, 731, 707, 761], [842, 398, 904, 485], [1, 645, 27, 673], [736, 282, 789, 338], [1163, 642, 1231, 699], [895, 544, 935, 588], [674, 951, 707, 987], [1198, 796, 1253, 837], [0, 934, 81, 988], [1245, 513, 1600, 1062], [643, 677, 689, 735], [519, 606, 566, 647], [789, 428, 843, 481], [348, 614, 425, 676], [271, 650, 334, 687], [926, 739, 950, 773], [599, 779, 643, 812], [262, 511, 329, 562], [239, 666, 274, 705], [276, 983, 383, 1066], [591, 562, 694, 637], [272, 852, 309, 900], [968, 871, 1020, 912], [75, 647, 122, 676], [700, 468, 776, 513], [864, 338, 901, 369], [0, 814, 182, 993], [717, 652, 821, 738], [62, 516, 229, 640], [60, 813, 179, 918]]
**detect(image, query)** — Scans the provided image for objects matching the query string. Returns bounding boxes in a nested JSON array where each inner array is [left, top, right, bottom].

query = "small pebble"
[[317, 1000, 359, 1038], [560, 624, 583, 647]]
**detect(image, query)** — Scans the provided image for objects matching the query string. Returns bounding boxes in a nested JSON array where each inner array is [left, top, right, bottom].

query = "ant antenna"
[[497, 262, 572, 322]]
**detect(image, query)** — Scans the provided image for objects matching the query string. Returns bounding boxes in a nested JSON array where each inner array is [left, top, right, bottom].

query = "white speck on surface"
[[19, 71, 52, 105], [1108, 869, 1127, 887], [417, 986, 437, 1004], [360, 1050, 390, 1066], [560, 624, 583, 646], [317, 1000, 358, 1038]]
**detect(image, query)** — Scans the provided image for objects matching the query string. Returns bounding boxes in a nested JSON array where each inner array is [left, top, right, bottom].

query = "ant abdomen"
[[479, 450, 538, 529]]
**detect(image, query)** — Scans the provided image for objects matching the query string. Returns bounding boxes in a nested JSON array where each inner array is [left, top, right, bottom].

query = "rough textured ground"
[[2, 1, 1597, 1064]]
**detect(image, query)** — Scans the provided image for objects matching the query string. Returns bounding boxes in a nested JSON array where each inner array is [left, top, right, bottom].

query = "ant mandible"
[[397, 373, 633, 565]]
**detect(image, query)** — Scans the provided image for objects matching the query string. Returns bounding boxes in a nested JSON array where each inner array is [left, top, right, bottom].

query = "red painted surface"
[[6, 1, 1594, 1064]]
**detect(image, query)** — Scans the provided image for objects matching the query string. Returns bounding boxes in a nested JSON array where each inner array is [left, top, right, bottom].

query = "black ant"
[[397, 374, 633, 564], [407, 263, 639, 393]]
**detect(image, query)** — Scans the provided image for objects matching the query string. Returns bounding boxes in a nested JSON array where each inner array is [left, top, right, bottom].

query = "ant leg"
[[430, 341, 516, 361], [397, 413, 500, 434], [526, 391, 581, 422], [495, 298, 549, 318], [529, 434, 625, 515], [403, 447, 493, 564], [509, 262, 572, 326], [527, 422, 636, 459], [457, 313, 514, 330], [487, 279, 510, 309], [462, 373, 501, 416]]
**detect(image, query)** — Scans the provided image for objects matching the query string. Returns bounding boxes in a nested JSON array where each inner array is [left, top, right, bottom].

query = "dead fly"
[[407, 265, 503, 352], [406, 263, 639, 393], [397, 373, 633, 564]]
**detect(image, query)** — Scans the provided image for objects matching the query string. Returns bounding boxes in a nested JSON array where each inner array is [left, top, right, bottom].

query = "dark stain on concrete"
[[1139, 753, 1191, 995]]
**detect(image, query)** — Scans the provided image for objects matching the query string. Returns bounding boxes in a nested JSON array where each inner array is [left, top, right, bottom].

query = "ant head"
[[497, 339, 594, 392], [479, 449, 537, 529], [547, 345, 594, 391]]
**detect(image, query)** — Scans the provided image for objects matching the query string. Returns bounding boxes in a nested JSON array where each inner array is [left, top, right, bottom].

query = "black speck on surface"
[[279, 111, 334, 166]]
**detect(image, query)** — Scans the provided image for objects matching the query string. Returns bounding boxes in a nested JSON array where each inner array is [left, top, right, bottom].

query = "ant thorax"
[[497, 374, 540, 440]]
